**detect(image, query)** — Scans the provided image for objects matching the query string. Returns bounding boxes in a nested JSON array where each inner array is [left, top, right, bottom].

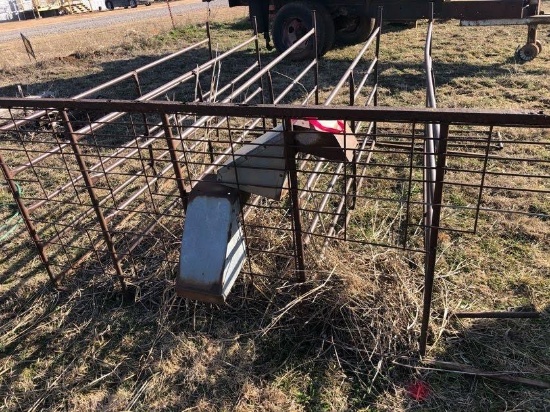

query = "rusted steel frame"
[[453, 311, 540, 319], [8, 38, 259, 177], [0, 39, 210, 133], [443, 204, 550, 222], [527, 23, 538, 45], [252, 16, 268, 132], [446, 150, 550, 164], [194, 65, 205, 102], [423, 131, 436, 245], [171, 88, 264, 186], [60, 110, 127, 292], [206, 20, 213, 60], [4, 99, 550, 127], [293, 33, 379, 211], [353, 58, 378, 102], [446, 168, 550, 181], [324, 27, 380, 106], [27, 133, 161, 212], [283, 118, 306, 281], [303, 161, 345, 245], [0, 151, 58, 286], [373, 5, 382, 142], [275, 60, 318, 105], [435, 180, 549, 194], [424, 16, 437, 246], [352, 84, 377, 132], [117, 200, 182, 263], [73, 38, 209, 100], [224, 115, 256, 277], [320, 227, 426, 252], [403, 123, 418, 249], [323, 125, 376, 247], [222, 30, 315, 103], [419, 122, 449, 356], [132, 72, 150, 136], [472, 126, 493, 234], [27, 130, 167, 236], [161, 114, 190, 208], [313, 10, 319, 105]]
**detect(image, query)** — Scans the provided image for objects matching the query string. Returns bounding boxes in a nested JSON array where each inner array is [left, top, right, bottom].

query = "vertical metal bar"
[[225, 115, 255, 281], [403, 122, 417, 249], [419, 122, 449, 356], [60, 110, 127, 292], [473, 126, 493, 234], [313, 10, 319, 105], [349, 72, 355, 107], [194, 66, 204, 102], [206, 19, 213, 60], [527, 24, 538, 44], [252, 16, 267, 131], [284, 118, 306, 282], [161, 114, 189, 210], [373, 6, 383, 136], [0, 152, 58, 286], [374, 6, 382, 109], [133, 72, 150, 136]]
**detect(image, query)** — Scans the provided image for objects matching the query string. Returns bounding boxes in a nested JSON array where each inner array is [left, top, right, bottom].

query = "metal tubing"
[[419, 123, 449, 356], [0, 152, 57, 286], [284, 118, 306, 281], [454, 311, 541, 319], [3, 99, 550, 127], [324, 27, 380, 106], [161, 114, 190, 209], [0, 39, 210, 133], [60, 110, 127, 292]]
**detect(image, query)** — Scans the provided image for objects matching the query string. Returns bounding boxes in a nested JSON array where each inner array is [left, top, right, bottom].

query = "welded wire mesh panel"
[[1, 100, 549, 294], [436, 125, 550, 235]]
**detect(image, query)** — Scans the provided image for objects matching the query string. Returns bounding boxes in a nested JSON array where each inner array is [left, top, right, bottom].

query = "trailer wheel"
[[535, 40, 543, 54], [518, 42, 539, 61], [334, 15, 375, 45], [130, 0, 137, 7], [272, 1, 334, 61], [105, 0, 114, 10]]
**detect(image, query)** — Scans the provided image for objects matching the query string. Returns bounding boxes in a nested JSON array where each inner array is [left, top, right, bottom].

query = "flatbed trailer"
[[225, 0, 549, 60]]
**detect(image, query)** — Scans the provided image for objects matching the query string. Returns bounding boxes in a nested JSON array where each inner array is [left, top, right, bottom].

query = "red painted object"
[[407, 380, 430, 401]]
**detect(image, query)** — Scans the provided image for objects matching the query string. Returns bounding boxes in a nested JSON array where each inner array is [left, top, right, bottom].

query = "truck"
[[225, 0, 548, 61]]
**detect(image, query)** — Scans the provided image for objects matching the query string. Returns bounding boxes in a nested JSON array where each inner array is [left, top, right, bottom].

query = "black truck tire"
[[334, 15, 375, 45], [272, 1, 335, 61]]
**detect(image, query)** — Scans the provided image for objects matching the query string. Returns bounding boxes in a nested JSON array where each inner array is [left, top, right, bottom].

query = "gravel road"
[[0, 0, 229, 42]]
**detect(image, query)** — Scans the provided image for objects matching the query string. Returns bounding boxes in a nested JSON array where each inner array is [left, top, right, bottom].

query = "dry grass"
[[1, 4, 550, 411]]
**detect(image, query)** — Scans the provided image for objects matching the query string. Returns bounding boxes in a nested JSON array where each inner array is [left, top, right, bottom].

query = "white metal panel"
[[217, 127, 288, 200], [176, 176, 246, 304]]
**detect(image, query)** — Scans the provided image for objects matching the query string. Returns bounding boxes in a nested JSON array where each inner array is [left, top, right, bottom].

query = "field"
[[1, 3, 549, 411]]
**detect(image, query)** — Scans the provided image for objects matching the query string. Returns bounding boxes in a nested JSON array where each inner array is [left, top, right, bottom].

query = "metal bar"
[[284, 118, 306, 282], [4, 99, 548, 127], [60, 110, 127, 292], [161, 114, 190, 209], [0, 151, 57, 286], [453, 311, 540, 319], [0, 39, 210, 133], [324, 26, 380, 106], [313, 10, 319, 105], [419, 122, 449, 356]]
